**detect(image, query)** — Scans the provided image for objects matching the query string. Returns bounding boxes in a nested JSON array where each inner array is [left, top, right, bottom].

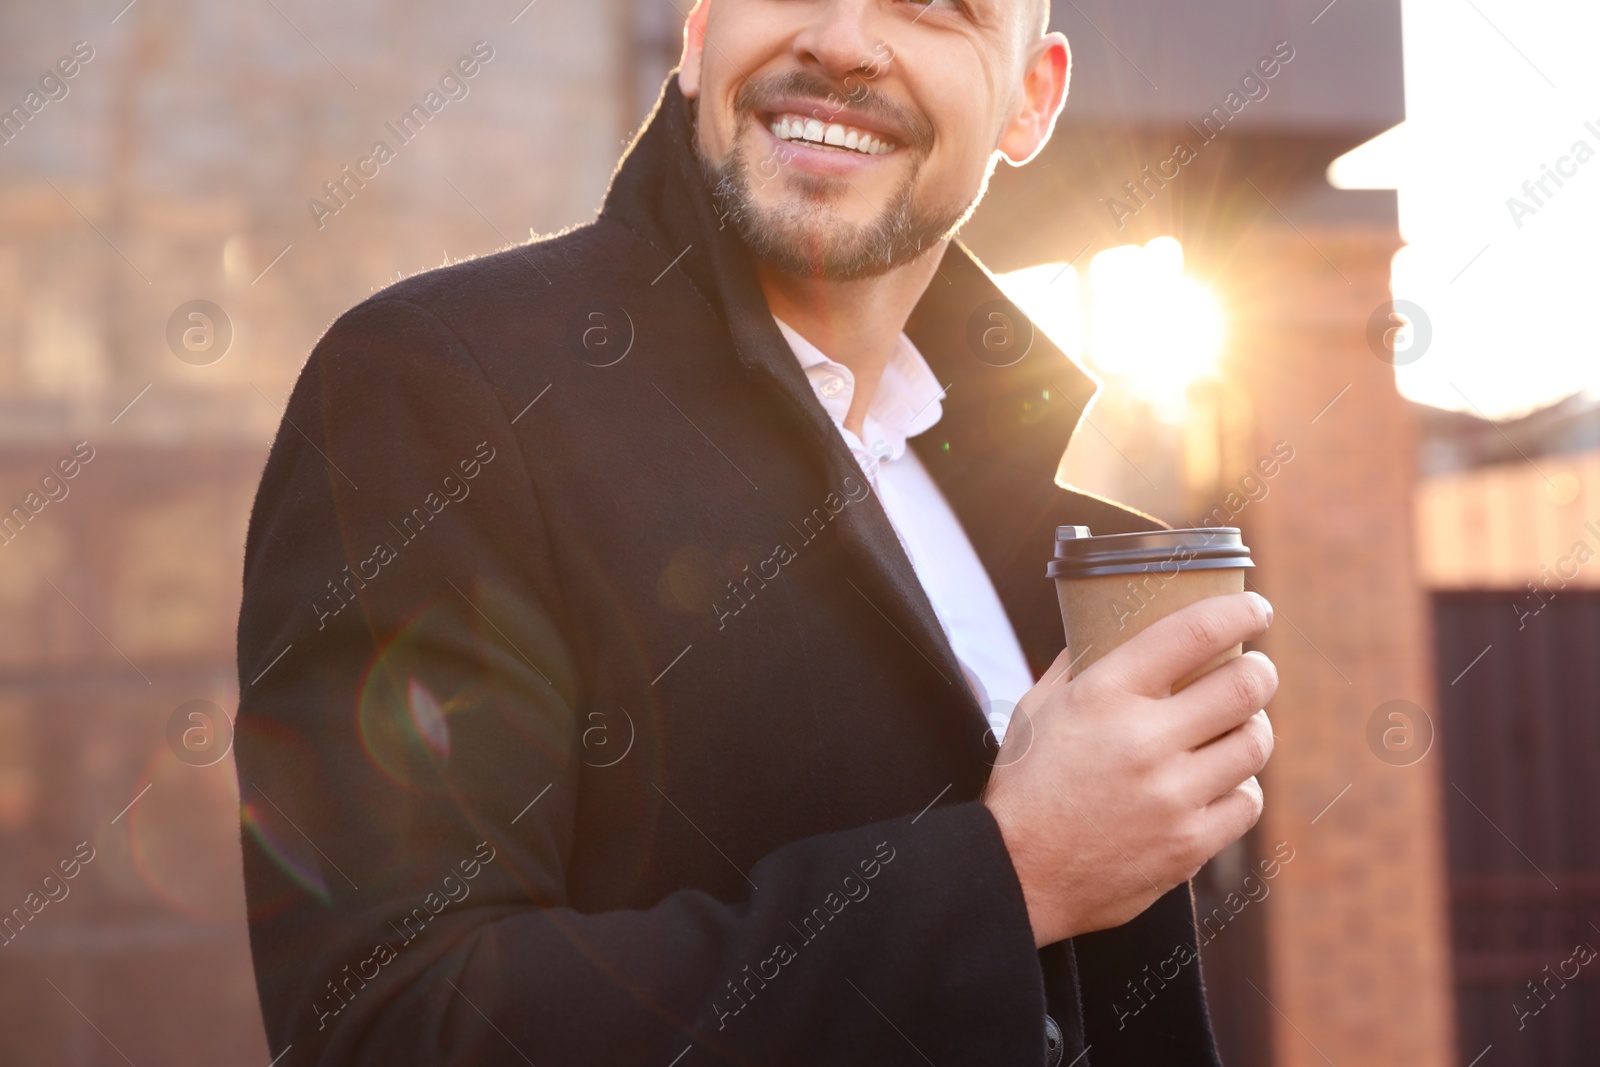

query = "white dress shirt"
[[772, 315, 1036, 743]]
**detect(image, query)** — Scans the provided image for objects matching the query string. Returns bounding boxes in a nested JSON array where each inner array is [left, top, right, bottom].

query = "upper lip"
[[755, 96, 907, 146]]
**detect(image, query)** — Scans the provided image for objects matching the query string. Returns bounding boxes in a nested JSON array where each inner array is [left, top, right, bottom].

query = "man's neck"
[[756, 244, 947, 440]]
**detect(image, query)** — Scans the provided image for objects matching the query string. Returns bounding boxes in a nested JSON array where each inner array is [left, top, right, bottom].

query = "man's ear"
[[997, 32, 1070, 166], [678, 0, 712, 99]]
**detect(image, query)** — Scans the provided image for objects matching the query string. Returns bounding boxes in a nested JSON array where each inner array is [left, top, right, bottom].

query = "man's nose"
[[789, 0, 889, 82]]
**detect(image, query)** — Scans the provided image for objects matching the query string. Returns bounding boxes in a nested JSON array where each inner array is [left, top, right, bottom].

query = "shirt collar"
[[771, 314, 946, 463]]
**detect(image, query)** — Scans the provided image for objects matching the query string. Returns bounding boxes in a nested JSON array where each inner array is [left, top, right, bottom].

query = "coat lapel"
[[905, 248, 1152, 680], [601, 76, 1109, 745]]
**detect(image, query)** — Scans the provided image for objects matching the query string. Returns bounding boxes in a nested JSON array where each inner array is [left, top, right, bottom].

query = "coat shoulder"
[[342, 216, 644, 332], [295, 216, 693, 403]]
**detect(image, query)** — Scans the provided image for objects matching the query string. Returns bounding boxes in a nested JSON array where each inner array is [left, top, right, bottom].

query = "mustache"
[[733, 69, 934, 150]]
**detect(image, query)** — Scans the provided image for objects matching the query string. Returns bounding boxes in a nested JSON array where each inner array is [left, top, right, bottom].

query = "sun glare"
[[998, 237, 1227, 422], [1328, 0, 1600, 419]]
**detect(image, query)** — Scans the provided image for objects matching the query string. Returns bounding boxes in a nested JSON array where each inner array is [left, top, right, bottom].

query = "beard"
[[691, 79, 988, 281]]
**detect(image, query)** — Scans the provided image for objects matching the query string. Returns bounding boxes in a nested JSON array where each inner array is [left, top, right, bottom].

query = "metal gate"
[[1433, 590, 1600, 1064]]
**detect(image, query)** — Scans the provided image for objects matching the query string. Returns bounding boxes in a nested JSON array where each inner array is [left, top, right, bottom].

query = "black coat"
[[235, 75, 1223, 1067]]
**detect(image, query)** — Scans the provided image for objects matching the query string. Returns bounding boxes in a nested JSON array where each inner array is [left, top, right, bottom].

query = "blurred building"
[[1, 2, 657, 1062], [1414, 396, 1600, 1063]]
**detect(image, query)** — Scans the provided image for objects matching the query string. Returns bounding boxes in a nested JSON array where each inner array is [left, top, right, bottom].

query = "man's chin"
[[743, 218, 909, 281], [699, 140, 970, 282], [730, 174, 970, 277], [751, 200, 977, 282]]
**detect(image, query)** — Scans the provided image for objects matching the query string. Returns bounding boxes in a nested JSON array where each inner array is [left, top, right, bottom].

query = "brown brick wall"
[[0, 447, 268, 1064], [1216, 223, 1458, 1067]]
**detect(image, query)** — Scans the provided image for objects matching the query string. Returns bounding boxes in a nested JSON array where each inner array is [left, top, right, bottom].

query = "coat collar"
[[600, 76, 1103, 752]]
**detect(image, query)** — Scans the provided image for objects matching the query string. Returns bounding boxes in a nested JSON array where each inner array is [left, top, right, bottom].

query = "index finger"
[[1091, 591, 1273, 698]]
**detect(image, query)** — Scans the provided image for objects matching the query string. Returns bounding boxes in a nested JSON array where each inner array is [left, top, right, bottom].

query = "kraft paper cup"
[[1047, 526, 1255, 693]]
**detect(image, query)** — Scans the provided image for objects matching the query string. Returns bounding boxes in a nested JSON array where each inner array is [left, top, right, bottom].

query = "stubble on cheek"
[[687, 65, 995, 280], [696, 125, 982, 280]]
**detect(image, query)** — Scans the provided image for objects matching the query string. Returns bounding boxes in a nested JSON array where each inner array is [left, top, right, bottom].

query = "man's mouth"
[[766, 113, 897, 156]]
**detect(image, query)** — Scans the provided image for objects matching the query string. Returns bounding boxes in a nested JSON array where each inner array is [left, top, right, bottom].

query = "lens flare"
[[998, 237, 1227, 423], [241, 794, 332, 907]]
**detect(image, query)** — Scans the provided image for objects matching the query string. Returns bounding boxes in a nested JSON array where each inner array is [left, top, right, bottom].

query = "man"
[[235, 0, 1277, 1062]]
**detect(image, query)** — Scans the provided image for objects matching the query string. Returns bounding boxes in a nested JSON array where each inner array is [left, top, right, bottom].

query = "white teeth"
[[770, 112, 893, 155]]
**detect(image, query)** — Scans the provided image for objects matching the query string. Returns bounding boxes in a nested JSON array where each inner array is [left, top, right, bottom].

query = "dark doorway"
[[1433, 590, 1600, 1065]]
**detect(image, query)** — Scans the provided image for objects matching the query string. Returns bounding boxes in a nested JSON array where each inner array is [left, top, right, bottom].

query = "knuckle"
[[1240, 725, 1271, 773], [1227, 661, 1264, 710], [1078, 662, 1141, 720], [1179, 610, 1226, 657], [1070, 663, 1112, 705], [1242, 777, 1266, 826], [1248, 651, 1281, 699], [1127, 716, 1161, 758], [1146, 768, 1187, 817], [1253, 716, 1276, 768], [1174, 814, 1210, 869]]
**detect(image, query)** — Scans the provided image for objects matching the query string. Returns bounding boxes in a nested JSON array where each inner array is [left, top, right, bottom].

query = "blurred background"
[[1, 0, 1595, 1063]]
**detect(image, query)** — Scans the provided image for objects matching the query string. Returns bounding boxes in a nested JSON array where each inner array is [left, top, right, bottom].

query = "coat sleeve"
[[234, 296, 1055, 1066]]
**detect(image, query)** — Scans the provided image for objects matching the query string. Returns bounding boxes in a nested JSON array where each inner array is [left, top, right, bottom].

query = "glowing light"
[[1327, 0, 1600, 419], [1547, 471, 1581, 505], [222, 235, 252, 283], [990, 260, 1084, 362], [997, 237, 1227, 422]]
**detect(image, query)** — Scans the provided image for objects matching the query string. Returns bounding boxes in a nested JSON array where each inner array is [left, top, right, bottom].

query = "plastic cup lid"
[[1047, 526, 1253, 579]]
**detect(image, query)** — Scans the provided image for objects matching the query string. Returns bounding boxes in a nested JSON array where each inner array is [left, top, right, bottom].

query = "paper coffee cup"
[[1047, 526, 1255, 692]]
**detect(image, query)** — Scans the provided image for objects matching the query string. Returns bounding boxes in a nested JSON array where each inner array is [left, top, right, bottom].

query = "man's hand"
[[981, 591, 1278, 948]]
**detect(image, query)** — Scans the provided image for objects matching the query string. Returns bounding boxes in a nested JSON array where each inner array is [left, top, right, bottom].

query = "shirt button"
[[819, 374, 846, 398], [1044, 1013, 1064, 1067]]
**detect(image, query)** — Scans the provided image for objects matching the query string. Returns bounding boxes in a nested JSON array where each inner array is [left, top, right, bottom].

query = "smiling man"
[[235, 0, 1276, 1064]]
